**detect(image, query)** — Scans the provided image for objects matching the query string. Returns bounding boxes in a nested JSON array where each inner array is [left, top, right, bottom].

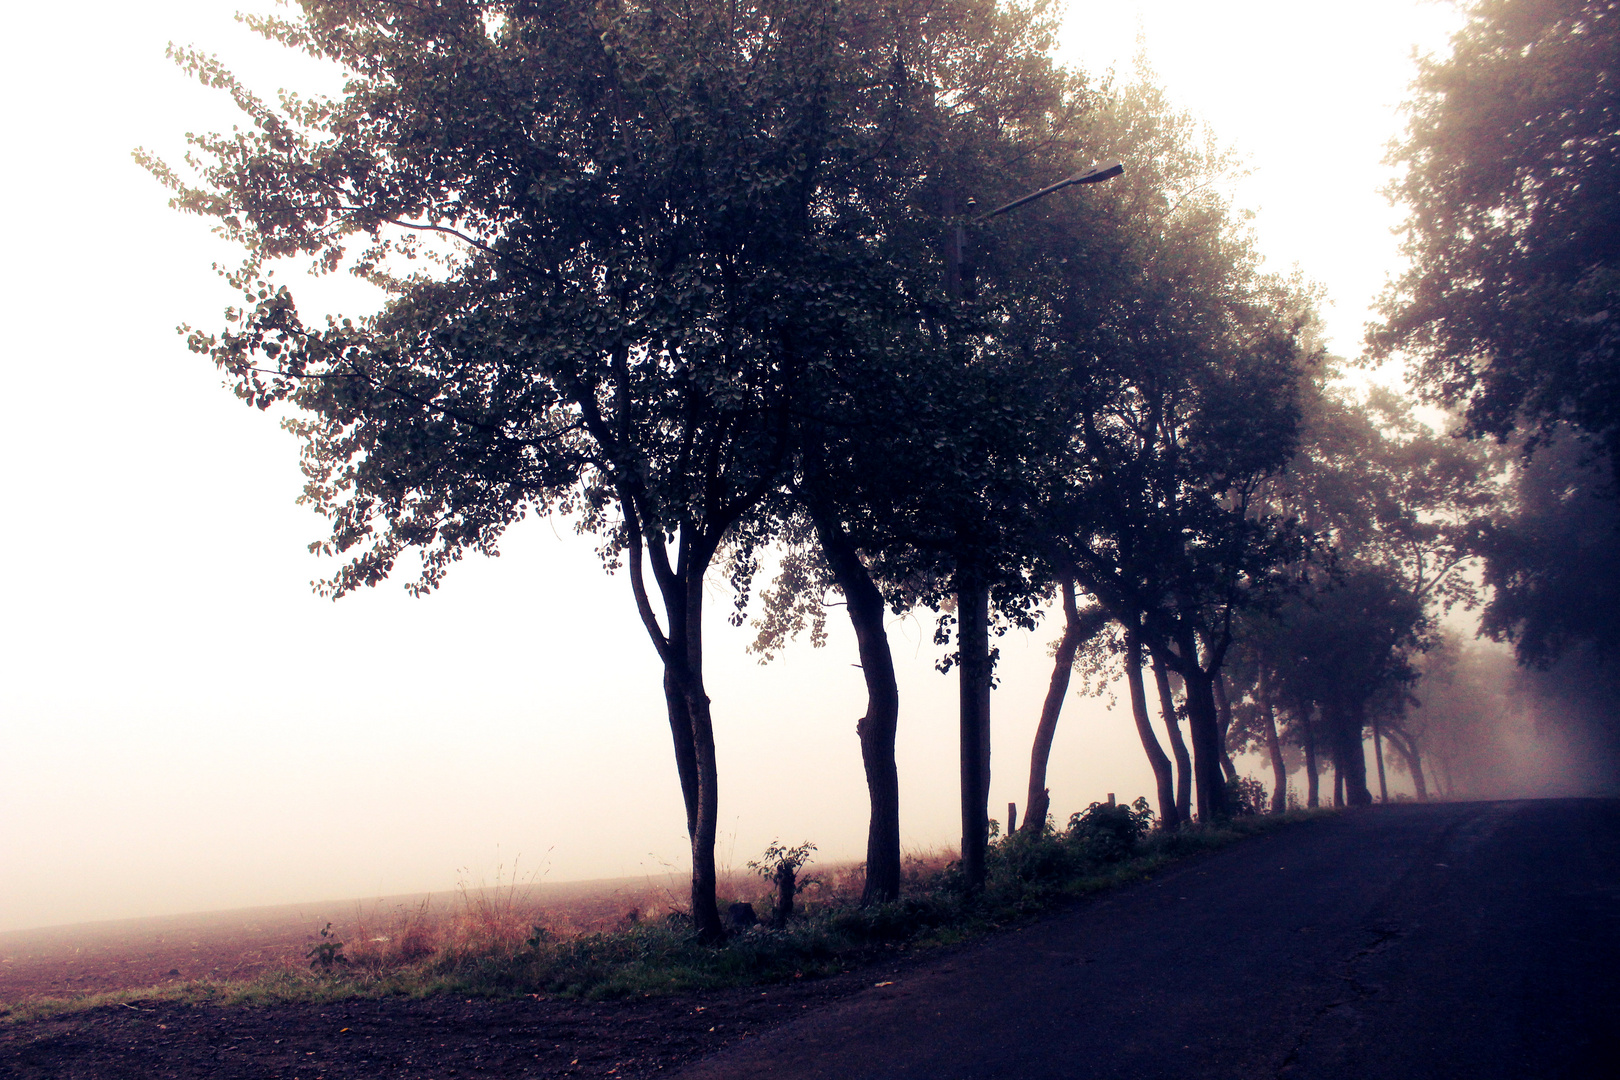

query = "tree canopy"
[[1373, 0, 1620, 467], [145, 0, 1103, 934]]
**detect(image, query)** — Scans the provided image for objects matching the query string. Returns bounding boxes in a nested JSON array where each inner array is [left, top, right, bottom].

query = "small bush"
[[1230, 776, 1267, 816], [306, 923, 348, 972], [987, 829, 1079, 885], [1067, 797, 1156, 863]]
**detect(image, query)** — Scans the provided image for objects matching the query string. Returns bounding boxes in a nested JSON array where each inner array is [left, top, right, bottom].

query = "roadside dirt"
[[0, 872, 889, 1078], [0, 972, 877, 1079]]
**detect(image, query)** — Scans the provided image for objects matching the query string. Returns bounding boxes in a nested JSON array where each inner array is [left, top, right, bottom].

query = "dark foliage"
[[1375, 0, 1620, 472]]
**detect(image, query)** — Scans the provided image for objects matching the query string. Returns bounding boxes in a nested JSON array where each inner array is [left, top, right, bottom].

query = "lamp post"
[[950, 160, 1123, 890], [981, 160, 1123, 219]]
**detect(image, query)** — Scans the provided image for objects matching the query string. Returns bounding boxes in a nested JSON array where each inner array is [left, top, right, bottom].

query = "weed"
[[305, 924, 347, 972]]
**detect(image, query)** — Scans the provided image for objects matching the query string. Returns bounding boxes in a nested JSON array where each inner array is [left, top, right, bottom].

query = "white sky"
[[0, 1, 1462, 933]]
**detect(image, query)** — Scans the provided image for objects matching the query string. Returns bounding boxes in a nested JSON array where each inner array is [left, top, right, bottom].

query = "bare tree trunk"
[[1181, 661, 1232, 821], [1386, 727, 1429, 800], [1372, 715, 1389, 803], [810, 508, 901, 904], [663, 670, 699, 837], [772, 865, 797, 928], [957, 568, 992, 890], [627, 520, 725, 942], [1333, 767, 1345, 807], [680, 563, 726, 942], [1151, 652, 1193, 825], [1410, 748, 1429, 800], [1329, 701, 1373, 807], [1126, 623, 1179, 829], [1022, 580, 1085, 835], [1300, 698, 1320, 809], [1213, 674, 1240, 786], [1258, 668, 1287, 813]]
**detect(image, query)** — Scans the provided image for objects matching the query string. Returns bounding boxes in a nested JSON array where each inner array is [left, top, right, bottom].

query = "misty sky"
[[0, 1, 1463, 933]]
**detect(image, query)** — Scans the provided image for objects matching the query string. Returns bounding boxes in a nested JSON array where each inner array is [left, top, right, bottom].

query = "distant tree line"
[[143, 0, 1616, 941]]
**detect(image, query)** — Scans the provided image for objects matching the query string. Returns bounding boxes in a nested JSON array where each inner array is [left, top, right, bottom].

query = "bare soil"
[[0, 874, 886, 1078], [0, 973, 876, 1079]]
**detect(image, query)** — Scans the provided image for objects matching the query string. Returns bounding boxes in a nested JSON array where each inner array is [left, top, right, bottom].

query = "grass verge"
[[1, 805, 1333, 1023]]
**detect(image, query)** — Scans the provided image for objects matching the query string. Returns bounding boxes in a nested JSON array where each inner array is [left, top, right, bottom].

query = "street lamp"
[[950, 157, 1123, 889], [947, 162, 1125, 299], [980, 160, 1124, 219]]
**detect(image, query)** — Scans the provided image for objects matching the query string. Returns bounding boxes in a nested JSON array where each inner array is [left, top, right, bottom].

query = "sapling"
[[306, 923, 347, 972], [748, 841, 817, 929]]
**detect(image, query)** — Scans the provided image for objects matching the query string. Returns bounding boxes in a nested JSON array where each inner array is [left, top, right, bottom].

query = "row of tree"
[[1375, 0, 1620, 783], [147, 0, 1617, 941]]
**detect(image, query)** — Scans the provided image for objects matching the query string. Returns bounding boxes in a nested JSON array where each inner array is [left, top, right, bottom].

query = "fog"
[[1393, 639, 1620, 801], [0, 1, 1472, 933]]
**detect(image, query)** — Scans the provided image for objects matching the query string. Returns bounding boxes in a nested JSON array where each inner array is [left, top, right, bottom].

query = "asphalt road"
[[676, 799, 1620, 1080]]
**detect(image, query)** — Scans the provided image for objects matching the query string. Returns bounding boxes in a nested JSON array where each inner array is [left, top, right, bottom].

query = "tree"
[[1289, 386, 1490, 803], [1476, 431, 1620, 769], [1036, 209, 1315, 822], [742, 0, 1092, 897], [1479, 434, 1620, 664], [1268, 567, 1429, 806], [1235, 379, 1496, 806], [1124, 621, 1183, 828], [145, 0, 993, 941], [1220, 645, 1292, 813], [935, 69, 1318, 826], [1374, 0, 1620, 472], [1019, 580, 1108, 834]]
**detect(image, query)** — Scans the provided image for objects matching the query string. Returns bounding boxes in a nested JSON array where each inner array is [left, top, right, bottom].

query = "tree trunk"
[[1386, 727, 1429, 800], [680, 565, 726, 942], [1333, 767, 1345, 807], [1178, 652, 1232, 821], [1257, 668, 1287, 814], [1328, 701, 1373, 807], [1300, 698, 1320, 809], [1150, 651, 1193, 825], [684, 685, 724, 940], [809, 508, 902, 904], [1371, 715, 1389, 803], [957, 569, 992, 890], [773, 866, 797, 928], [625, 520, 727, 944], [1022, 580, 1084, 835], [663, 669, 699, 838], [1126, 623, 1179, 829], [1213, 674, 1241, 786]]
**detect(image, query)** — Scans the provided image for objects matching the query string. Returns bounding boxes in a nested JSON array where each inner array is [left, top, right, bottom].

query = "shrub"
[[1067, 798, 1156, 863], [306, 923, 348, 972], [987, 829, 1080, 885], [1230, 776, 1267, 816]]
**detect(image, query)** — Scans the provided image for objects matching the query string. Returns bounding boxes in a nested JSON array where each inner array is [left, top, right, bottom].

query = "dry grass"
[[1, 814, 1333, 1020], [336, 860, 805, 972]]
